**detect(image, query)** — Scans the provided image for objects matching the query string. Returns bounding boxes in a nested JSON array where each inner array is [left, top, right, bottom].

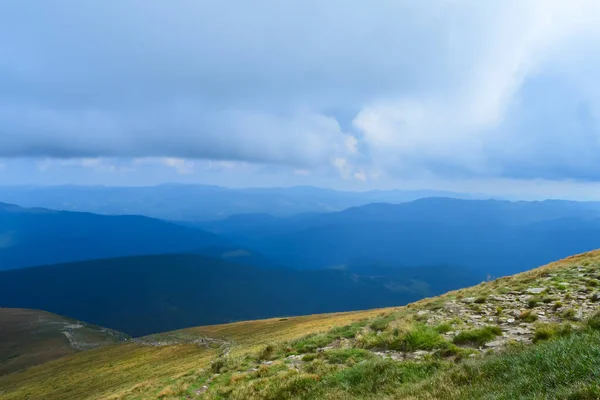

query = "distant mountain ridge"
[[0, 184, 482, 220], [196, 198, 600, 275], [0, 202, 238, 270]]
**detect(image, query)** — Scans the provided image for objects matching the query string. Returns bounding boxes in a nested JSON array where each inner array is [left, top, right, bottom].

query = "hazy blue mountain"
[[0, 255, 481, 336], [0, 202, 241, 270], [0, 184, 480, 221], [197, 198, 600, 276]]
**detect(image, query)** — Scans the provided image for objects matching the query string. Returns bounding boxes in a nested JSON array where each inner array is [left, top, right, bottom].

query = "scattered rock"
[[196, 385, 209, 395], [526, 288, 546, 294]]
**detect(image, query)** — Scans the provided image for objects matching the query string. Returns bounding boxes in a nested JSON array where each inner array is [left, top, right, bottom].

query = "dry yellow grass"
[[0, 344, 217, 400], [177, 308, 396, 344], [0, 308, 126, 376], [0, 308, 395, 399]]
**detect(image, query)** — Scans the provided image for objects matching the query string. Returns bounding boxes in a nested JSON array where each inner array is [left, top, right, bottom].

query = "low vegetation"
[[452, 326, 502, 346]]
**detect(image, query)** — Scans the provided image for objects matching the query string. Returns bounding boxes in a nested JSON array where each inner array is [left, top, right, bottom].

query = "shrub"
[[474, 296, 487, 304], [435, 322, 453, 334], [561, 308, 577, 321], [470, 305, 483, 313], [258, 344, 279, 361], [291, 333, 332, 354], [553, 301, 563, 311], [389, 324, 451, 352], [370, 316, 395, 332], [542, 296, 555, 304], [356, 324, 450, 352], [527, 298, 539, 309], [329, 321, 368, 339], [518, 310, 538, 323], [324, 348, 373, 365], [453, 326, 502, 347], [587, 311, 600, 331], [210, 355, 243, 374], [586, 279, 599, 287], [533, 323, 573, 343]]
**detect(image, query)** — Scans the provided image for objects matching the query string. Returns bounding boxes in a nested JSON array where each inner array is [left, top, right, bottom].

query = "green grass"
[[322, 348, 374, 365], [527, 298, 540, 308], [369, 316, 395, 332], [453, 326, 502, 347], [533, 322, 573, 343], [394, 330, 600, 399], [356, 323, 451, 353], [290, 320, 369, 354], [518, 310, 539, 323], [561, 308, 578, 321], [586, 311, 600, 330], [390, 325, 450, 352], [203, 328, 600, 400]]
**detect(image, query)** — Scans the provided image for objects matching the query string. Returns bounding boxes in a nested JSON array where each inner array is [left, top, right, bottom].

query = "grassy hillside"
[[0, 311, 385, 400], [2, 250, 600, 399], [0, 308, 127, 375]]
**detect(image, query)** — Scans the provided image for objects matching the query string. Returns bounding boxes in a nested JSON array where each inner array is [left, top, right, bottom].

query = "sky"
[[2, 1, 600, 199]]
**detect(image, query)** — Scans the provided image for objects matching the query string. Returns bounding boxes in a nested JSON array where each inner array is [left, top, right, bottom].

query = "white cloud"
[[2, 0, 600, 184], [353, 0, 600, 179], [345, 136, 358, 153], [161, 158, 195, 175], [36, 158, 125, 173], [354, 171, 367, 181], [332, 158, 351, 180]]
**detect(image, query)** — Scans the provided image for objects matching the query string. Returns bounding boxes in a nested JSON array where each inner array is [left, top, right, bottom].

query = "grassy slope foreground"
[[2, 250, 600, 399], [0, 308, 128, 376]]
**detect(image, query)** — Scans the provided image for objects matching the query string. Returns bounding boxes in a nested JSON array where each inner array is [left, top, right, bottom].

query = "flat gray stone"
[[526, 288, 546, 294]]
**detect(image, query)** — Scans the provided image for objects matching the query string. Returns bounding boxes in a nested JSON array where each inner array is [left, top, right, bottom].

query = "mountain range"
[[0, 184, 480, 220], [3, 197, 600, 336], [0, 202, 257, 270], [196, 198, 600, 275]]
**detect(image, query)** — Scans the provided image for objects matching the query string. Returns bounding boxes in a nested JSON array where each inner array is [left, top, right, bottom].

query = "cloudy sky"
[[2, 0, 600, 198]]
